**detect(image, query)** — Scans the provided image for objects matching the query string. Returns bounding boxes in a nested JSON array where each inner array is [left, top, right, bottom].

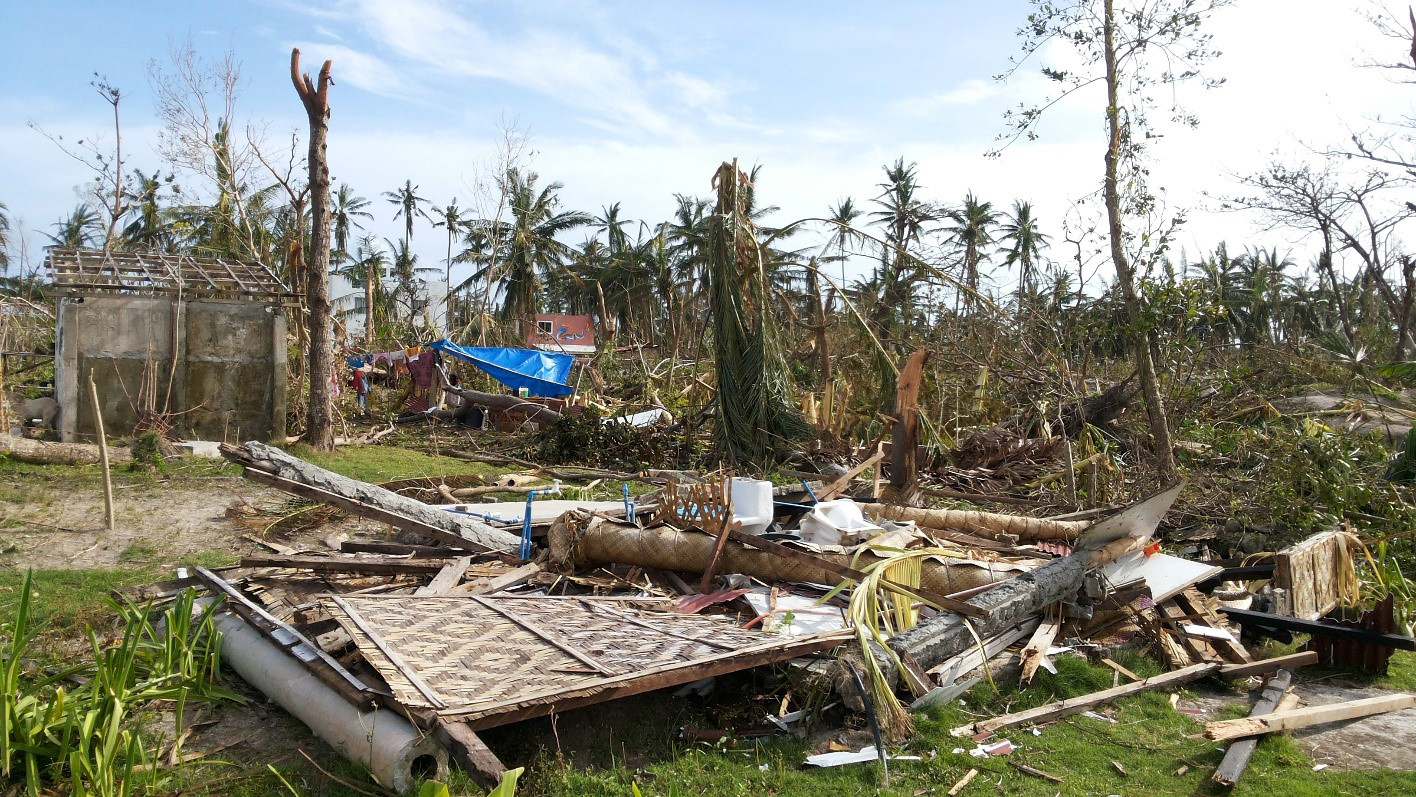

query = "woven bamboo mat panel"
[[324, 595, 834, 721]]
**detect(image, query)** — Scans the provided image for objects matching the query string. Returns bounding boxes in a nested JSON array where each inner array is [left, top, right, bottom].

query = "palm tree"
[[331, 184, 372, 263], [944, 192, 998, 309], [48, 205, 102, 249], [386, 237, 439, 324], [825, 197, 865, 293], [383, 180, 429, 247], [998, 200, 1049, 302], [338, 235, 389, 347], [593, 203, 632, 257], [869, 159, 939, 352], [430, 199, 466, 327], [497, 169, 591, 329], [0, 201, 12, 272], [119, 169, 174, 251]]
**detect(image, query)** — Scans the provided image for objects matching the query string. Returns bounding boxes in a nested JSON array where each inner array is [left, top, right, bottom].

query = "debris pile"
[[127, 442, 1416, 792]]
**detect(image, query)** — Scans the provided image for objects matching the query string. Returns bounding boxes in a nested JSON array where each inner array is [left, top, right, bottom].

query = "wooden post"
[[88, 371, 115, 530]]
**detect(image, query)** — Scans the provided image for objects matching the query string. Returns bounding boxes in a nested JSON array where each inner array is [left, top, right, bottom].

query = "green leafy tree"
[[496, 169, 591, 329], [1000, 0, 1232, 481]]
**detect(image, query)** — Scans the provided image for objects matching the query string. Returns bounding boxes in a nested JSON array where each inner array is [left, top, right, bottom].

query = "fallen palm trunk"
[[852, 484, 1184, 705], [549, 514, 1031, 597], [0, 435, 132, 465], [223, 442, 522, 554], [868, 503, 1090, 541], [442, 386, 562, 425]]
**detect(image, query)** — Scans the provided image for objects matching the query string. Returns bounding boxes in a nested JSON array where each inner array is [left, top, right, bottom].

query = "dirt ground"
[[0, 470, 387, 569]]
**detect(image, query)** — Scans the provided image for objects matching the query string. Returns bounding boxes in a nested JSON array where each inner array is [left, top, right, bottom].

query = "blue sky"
[[0, 0, 1403, 294]]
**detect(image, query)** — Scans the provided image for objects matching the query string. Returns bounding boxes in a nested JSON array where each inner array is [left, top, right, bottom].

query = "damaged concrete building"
[[47, 248, 292, 443]]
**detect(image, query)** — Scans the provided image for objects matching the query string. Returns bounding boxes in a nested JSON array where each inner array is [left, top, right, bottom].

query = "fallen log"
[[222, 441, 523, 555], [868, 503, 1090, 541], [1211, 669, 1294, 788], [872, 484, 1184, 699], [0, 435, 132, 465], [442, 386, 562, 425], [1204, 693, 1416, 741], [549, 514, 1030, 597]]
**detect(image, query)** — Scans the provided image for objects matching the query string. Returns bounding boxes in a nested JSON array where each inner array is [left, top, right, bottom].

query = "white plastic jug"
[[730, 478, 774, 535]]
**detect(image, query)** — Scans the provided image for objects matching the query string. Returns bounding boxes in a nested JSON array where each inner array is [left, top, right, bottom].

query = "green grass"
[[517, 655, 1416, 797], [284, 443, 501, 484]]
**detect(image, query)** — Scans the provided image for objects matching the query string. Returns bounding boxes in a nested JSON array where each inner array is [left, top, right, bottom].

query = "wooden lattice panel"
[[324, 594, 848, 728], [651, 480, 731, 530]]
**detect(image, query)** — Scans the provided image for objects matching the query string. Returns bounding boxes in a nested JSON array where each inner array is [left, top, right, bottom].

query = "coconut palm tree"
[[338, 235, 390, 347], [944, 192, 998, 309], [429, 199, 468, 328], [48, 205, 102, 249], [497, 169, 591, 329], [998, 200, 1049, 302], [383, 180, 429, 247], [331, 184, 373, 263], [0, 201, 12, 272], [869, 159, 939, 344], [119, 169, 175, 251]]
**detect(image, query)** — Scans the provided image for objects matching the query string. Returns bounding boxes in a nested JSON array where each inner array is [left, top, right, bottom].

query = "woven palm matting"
[[324, 594, 848, 725]]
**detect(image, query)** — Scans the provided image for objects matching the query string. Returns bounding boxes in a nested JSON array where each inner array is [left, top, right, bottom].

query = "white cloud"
[[288, 41, 411, 99], [345, 0, 681, 139]]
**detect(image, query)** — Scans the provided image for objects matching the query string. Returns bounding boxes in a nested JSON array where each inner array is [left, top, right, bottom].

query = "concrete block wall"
[[57, 295, 286, 443]]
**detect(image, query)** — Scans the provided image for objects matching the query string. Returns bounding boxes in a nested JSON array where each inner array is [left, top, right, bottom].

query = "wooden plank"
[[1158, 599, 1222, 662], [726, 528, 989, 619], [435, 720, 508, 790], [1212, 669, 1294, 788], [952, 662, 1220, 737], [1217, 651, 1318, 679], [1173, 588, 1251, 663], [241, 467, 483, 552], [815, 450, 885, 501], [241, 554, 453, 575], [1019, 609, 1063, 687], [416, 556, 474, 596], [1204, 693, 1416, 741], [460, 562, 541, 595], [1102, 658, 1143, 683]]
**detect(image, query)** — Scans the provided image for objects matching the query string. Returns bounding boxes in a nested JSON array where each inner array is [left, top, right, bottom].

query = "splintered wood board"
[[1274, 531, 1353, 621], [1102, 552, 1222, 605]]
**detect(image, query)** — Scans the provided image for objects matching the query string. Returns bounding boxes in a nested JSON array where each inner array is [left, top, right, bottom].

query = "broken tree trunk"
[[223, 441, 522, 554], [882, 349, 929, 506], [549, 514, 1029, 597], [0, 435, 132, 466], [1211, 669, 1294, 788], [868, 503, 1090, 541], [443, 386, 562, 425], [854, 484, 1183, 702]]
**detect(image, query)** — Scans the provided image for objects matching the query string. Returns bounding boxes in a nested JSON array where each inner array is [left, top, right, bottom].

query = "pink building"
[[525, 314, 596, 355]]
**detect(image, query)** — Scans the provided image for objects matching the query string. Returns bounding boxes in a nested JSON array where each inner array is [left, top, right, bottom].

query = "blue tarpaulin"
[[427, 340, 575, 398]]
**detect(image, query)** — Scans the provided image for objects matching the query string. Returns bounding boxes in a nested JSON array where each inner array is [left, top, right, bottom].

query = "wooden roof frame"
[[46, 247, 294, 302]]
